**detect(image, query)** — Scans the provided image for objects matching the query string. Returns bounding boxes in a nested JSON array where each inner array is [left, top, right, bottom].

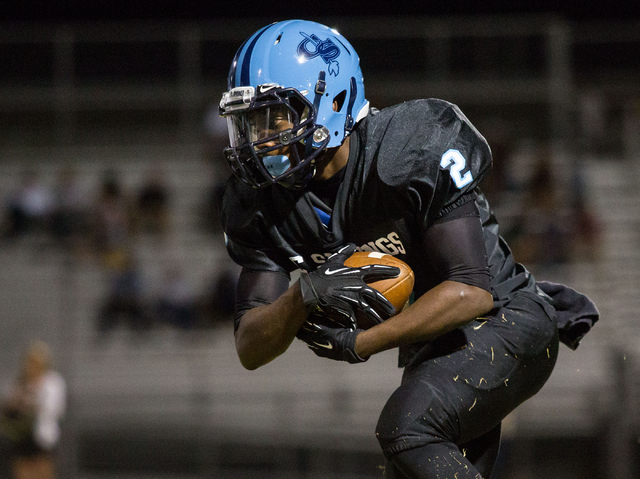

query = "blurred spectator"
[[505, 146, 572, 268], [0, 341, 66, 479], [50, 167, 90, 255], [135, 167, 171, 238], [578, 88, 608, 155], [569, 197, 603, 263], [481, 132, 517, 203], [97, 251, 152, 337], [568, 168, 603, 262], [91, 171, 134, 269], [198, 268, 237, 327], [198, 165, 227, 236], [622, 96, 640, 162], [153, 266, 197, 330], [202, 103, 229, 171], [199, 105, 230, 235], [2, 169, 54, 242]]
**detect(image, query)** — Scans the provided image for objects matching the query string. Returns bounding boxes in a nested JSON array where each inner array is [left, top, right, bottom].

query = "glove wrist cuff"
[[299, 270, 319, 313], [348, 330, 369, 363]]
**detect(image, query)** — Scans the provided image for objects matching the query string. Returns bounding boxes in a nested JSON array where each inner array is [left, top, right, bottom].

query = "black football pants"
[[376, 291, 559, 478]]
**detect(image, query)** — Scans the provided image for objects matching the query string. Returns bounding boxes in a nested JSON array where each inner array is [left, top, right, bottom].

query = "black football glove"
[[296, 320, 367, 364], [299, 244, 399, 329]]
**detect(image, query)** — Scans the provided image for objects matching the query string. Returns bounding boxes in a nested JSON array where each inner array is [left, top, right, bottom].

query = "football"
[[344, 251, 415, 329]]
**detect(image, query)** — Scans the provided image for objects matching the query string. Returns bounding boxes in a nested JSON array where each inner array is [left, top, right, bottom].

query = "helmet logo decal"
[[297, 33, 340, 76]]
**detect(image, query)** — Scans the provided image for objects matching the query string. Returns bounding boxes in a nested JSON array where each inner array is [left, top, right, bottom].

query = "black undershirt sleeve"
[[422, 200, 491, 292], [233, 201, 491, 331], [233, 268, 291, 331]]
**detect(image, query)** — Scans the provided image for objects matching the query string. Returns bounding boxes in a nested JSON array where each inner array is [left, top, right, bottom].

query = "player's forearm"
[[234, 281, 309, 370], [355, 281, 493, 358]]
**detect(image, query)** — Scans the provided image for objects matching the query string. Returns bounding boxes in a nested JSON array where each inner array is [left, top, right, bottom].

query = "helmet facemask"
[[220, 84, 330, 189]]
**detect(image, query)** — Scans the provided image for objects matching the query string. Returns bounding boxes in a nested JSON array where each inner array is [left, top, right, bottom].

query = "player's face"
[[228, 104, 293, 147], [255, 107, 297, 159], [254, 105, 294, 142], [222, 90, 319, 185], [228, 104, 303, 172]]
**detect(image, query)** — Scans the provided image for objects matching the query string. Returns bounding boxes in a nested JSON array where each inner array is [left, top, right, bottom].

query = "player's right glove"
[[298, 243, 399, 329]]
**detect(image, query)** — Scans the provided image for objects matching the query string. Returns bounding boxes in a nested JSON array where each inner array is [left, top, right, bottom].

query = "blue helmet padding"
[[227, 20, 369, 148]]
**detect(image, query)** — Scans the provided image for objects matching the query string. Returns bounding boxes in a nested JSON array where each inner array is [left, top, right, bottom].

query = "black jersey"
[[221, 98, 534, 298], [221, 98, 598, 364]]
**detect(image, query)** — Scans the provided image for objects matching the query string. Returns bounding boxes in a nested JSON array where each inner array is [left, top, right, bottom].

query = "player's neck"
[[314, 135, 350, 181]]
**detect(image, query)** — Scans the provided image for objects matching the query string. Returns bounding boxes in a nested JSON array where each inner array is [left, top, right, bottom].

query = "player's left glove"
[[296, 320, 367, 364], [299, 243, 399, 330]]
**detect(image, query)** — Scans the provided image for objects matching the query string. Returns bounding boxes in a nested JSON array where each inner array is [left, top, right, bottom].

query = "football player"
[[218, 20, 599, 478]]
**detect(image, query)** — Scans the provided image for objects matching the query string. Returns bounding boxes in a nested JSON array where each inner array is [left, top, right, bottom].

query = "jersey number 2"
[[440, 149, 473, 188]]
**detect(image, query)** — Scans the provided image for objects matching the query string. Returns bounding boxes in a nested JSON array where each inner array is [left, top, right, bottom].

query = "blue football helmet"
[[219, 20, 369, 189]]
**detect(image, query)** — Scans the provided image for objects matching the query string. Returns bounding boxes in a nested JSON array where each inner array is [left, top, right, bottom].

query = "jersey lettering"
[[387, 232, 407, 255], [440, 149, 473, 188], [289, 255, 305, 266], [375, 237, 396, 255], [361, 242, 376, 252], [311, 253, 330, 264], [309, 232, 407, 265]]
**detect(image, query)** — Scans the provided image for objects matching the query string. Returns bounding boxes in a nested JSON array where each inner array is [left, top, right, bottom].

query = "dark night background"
[[0, 2, 639, 479], [2, 0, 639, 23]]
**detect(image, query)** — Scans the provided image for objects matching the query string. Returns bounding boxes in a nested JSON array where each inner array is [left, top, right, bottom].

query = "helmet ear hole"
[[333, 90, 347, 112]]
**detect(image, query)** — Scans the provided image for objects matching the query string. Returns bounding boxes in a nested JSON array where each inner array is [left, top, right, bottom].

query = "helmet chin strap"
[[308, 70, 327, 157], [344, 76, 358, 133]]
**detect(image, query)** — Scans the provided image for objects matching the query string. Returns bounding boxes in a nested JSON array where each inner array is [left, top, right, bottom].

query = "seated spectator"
[[135, 168, 170, 238], [505, 147, 572, 268], [2, 169, 54, 241], [198, 166, 226, 236], [197, 268, 237, 328], [568, 168, 603, 262], [479, 129, 518, 203], [153, 267, 197, 330], [97, 251, 152, 336], [50, 168, 90, 255], [91, 171, 134, 269], [570, 197, 602, 262], [199, 106, 230, 236]]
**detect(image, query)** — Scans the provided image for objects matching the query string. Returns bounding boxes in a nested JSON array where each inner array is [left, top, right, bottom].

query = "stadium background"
[[0, 2, 639, 478]]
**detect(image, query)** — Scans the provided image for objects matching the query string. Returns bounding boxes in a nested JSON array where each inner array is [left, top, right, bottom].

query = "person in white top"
[[1, 341, 66, 479]]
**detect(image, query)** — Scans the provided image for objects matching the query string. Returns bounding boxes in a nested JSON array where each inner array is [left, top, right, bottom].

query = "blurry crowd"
[[1, 166, 173, 256], [0, 111, 605, 341], [481, 138, 603, 274], [0, 108, 610, 479], [0, 162, 236, 341]]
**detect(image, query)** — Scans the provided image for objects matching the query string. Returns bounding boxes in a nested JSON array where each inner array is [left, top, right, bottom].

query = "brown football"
[[344, 251, 415, 329]]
